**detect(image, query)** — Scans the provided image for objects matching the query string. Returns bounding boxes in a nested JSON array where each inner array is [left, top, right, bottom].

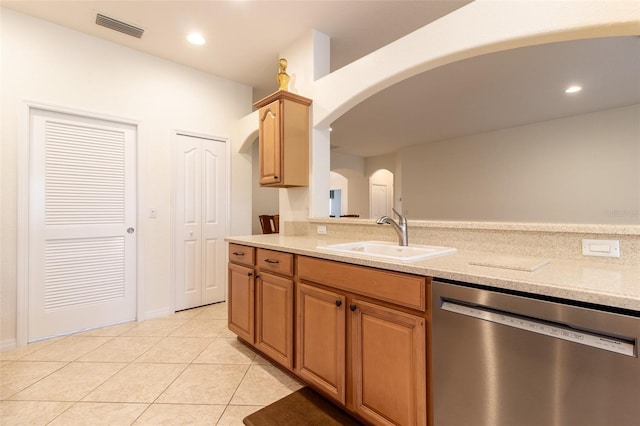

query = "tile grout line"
[[2, 360, 71, 401], [1, 303, 271, 425], [130, 311, 231, 425], [217, 357, 256, 426]]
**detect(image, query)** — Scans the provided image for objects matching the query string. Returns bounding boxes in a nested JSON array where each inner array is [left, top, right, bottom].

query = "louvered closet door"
[[29, 109, 136, 341]]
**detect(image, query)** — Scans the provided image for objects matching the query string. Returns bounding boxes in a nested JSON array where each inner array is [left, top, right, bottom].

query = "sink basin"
[[317, 240, 456, 262]]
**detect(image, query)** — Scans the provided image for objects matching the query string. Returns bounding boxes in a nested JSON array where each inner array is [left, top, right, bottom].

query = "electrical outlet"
[[582, 239, 619, 258], [317, 225, 327, 235]]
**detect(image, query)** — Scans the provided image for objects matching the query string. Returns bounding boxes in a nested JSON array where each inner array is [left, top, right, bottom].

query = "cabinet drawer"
[[229, 244, 255, 266], [297, 256, 426, 311], [257, 249, 294, 276]]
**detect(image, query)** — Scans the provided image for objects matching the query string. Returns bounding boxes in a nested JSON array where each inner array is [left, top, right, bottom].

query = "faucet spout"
[[376, 208, 408, 246]]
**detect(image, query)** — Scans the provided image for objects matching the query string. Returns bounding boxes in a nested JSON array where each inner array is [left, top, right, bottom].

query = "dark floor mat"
[[243, 387, 363, 426]]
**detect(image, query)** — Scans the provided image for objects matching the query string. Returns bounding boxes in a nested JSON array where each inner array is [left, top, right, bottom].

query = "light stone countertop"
[[307, 217, 640, 235], [226, 234, 640, 312]]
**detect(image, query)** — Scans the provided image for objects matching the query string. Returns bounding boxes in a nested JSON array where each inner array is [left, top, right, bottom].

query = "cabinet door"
[[258, 99, 282, 185], [351, 299, 427, 426], [296, 282, 346, 403], [255, 271, 294, 369], [227, 262, 255, 342]]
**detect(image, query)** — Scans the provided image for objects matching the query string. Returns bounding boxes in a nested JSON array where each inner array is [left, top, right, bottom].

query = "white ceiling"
[[4, 1, 639, 158], [331, 36, 640, 157], [2, 0, 470, 98]]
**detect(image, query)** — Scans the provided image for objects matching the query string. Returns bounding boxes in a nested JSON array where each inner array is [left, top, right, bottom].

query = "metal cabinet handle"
[[350, 304, 357, 312], [247, 272, 253, 277], [233, 252, 245, 256], [264, 259, 280, 264], [127, 227, 135, 234], [335, 300, 342, 307]]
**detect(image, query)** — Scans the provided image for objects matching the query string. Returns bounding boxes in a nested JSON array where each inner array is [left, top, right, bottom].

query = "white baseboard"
[[143, 307, 174, 321], [1, 338, 17, 352]]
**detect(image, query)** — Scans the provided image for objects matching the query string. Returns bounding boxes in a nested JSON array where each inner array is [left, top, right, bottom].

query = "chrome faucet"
[[376, 208, 408, 246]]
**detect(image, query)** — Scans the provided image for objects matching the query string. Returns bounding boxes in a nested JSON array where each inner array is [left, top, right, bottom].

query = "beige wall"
[[251, 142, 279, 234], [330, 152, 368, 217], [400, 104, 640, 224], [365, 153, 397, 177], [0, 9, 252, 347], [331, 152, 402, 219]]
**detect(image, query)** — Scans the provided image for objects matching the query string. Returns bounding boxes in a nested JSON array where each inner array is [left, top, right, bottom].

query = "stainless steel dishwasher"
[[431, 280, 640, 426]]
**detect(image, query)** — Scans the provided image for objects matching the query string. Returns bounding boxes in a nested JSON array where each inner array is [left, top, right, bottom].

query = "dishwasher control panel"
[[442, 300, 635, 357]]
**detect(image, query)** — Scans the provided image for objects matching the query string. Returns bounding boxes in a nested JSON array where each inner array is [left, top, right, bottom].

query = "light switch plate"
[[582, 239, 620, 257]]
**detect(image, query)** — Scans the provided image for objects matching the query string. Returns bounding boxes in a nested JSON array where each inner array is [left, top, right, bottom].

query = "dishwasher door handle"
[[441, 299, 636, 357]]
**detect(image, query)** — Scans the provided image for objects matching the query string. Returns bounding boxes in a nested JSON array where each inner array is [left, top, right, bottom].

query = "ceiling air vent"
[[95, 13, 144, 39]]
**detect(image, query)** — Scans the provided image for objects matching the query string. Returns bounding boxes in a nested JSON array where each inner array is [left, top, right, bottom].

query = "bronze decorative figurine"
[[277, 58, 290, 91]]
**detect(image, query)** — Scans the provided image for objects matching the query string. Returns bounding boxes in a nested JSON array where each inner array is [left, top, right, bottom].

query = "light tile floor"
[[0, 302, 303, 425]]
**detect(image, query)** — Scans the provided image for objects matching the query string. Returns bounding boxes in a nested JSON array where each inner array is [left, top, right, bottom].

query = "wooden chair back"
[[259, 215, 278, 234]]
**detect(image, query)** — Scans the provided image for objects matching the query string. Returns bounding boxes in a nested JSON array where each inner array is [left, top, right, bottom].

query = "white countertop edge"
[[306, 218, 640, 235], [226, 235, 640, 312]]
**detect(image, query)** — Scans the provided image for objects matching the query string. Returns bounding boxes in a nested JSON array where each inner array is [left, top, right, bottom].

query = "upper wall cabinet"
[[254, 90, 312, 187]]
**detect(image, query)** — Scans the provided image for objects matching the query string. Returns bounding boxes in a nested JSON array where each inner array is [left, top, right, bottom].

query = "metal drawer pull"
[[264, 259, 280, 264], [232, 252, 245, 256]]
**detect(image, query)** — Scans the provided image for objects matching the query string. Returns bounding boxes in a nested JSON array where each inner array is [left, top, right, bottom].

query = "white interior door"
[[175, 133, 227, 310], [370, 169, 394, 219], [28, 109, 136, 342], [370, 184, 389, 218]]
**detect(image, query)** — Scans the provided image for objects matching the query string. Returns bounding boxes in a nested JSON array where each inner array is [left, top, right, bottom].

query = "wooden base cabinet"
[[228, 245, 295, 370], [256, 271, 294, 369], [228, 262, 255, 343], [228, 249, 429, 426], [296, 283, 346, 403], [253, 248, 295, 369], [296, 288, 427, 425], [351, 299, 427, 426], [296, 255, 428, 426]]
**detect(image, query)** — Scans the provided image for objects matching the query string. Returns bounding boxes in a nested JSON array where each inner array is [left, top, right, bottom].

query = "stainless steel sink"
[[317, 240, 456, 262]]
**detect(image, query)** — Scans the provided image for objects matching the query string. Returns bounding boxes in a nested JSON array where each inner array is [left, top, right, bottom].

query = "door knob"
[[127, 227, 135, 234], [349, 304, 357, 312], [335, 300, 342, 307]]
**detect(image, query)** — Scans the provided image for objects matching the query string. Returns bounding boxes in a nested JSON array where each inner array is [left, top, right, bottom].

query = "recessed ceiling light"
[[565, 85, 582, 94], [187, 33, 206, 46]]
